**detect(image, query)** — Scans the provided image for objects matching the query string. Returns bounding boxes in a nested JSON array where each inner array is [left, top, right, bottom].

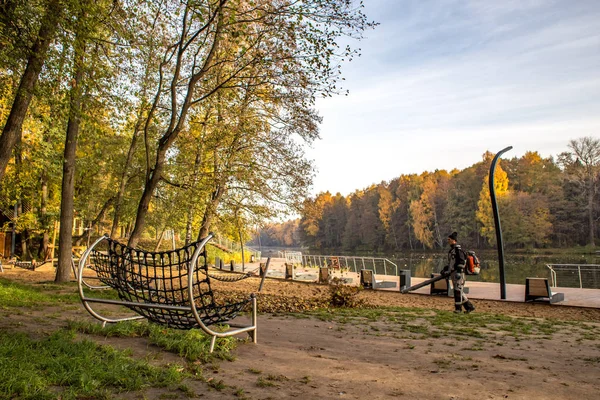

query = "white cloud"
[[307, 0, 600, 196]]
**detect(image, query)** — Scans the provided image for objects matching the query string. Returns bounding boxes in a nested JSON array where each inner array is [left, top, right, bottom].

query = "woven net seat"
[[77, 234, 269, 351]]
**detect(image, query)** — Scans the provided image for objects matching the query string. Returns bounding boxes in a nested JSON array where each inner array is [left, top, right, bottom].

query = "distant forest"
[[253, 137, 600, 251]]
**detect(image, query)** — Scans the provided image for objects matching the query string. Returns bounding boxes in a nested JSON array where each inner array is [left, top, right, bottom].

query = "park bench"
[[77, 233, 269, 352], [525, 277, 564, 304], [360, 269, 397, 289]]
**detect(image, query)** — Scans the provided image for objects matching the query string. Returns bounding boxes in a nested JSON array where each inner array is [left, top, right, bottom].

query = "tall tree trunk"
[[391, 224, 399, 250], [433, 210, 442, 249], [197, 187, 224, 240], [185, 209, 194, 245], [0, 0, 62, 182], [127, 153, 165, 248], [185, 141, 204, 245], [39, 170, 50, 259], [110, 129, 139, 238], [588, 181, 595, 247], [39, 36, 68, 261], [198, 209, 216, 240], [55, 27, 85, 283], [14, 134, 25, 257]]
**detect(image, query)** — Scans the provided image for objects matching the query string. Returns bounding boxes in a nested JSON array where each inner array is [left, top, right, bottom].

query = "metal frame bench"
[[77, 233, 269, 352], [525, 277, 564, 304]]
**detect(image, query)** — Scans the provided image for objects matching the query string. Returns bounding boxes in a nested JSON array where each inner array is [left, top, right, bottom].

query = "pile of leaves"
[[215, 291, 327, 313], [327, 278, 365, 308], [214, 278, 365, 313]]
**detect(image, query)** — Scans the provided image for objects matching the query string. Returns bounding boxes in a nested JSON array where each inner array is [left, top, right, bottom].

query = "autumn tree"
[[0, 0, 63, 182], [377, 185, 399, 249], [476, 153, 510, 246], [127, 0, 374, 247], [499, 192, 552, 247], [342, 191, 362, 250], [558, 137, 600, 246], [296, 145, 594, 251], [319, 193, 348, 248], [388, 174, 422, 250], [409, 171, 451, 249], [300, 192, 333, 248]]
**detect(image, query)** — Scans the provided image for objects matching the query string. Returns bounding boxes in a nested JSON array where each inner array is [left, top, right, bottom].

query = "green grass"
[[0, 278, 120, 308], [0, 279, 72, 307], [302, 305, 600, 342], [0, 329, 185, 400], [68, 320, 237, 363]]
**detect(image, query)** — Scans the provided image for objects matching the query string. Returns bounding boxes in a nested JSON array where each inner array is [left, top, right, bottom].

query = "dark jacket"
[[447, 244, 466, 272]]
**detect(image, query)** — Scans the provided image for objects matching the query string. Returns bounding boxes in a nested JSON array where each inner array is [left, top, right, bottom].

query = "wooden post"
[[319, 267, 329, 284], [285, 263, 293, 279], [50, 220, 59, 262]]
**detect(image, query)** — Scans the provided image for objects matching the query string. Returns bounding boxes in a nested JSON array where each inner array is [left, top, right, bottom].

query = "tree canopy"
[[275, 144, 599, 251], [0, 0, 375, 273]]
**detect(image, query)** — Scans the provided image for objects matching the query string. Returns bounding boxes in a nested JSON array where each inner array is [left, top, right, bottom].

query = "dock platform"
[[251, 258, 600, 309]]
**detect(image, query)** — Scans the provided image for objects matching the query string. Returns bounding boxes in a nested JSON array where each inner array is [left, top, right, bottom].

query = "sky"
[[306, 0, 600, 196]]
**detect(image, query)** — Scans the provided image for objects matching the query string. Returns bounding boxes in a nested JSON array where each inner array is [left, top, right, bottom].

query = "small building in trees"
[[0, 209, 14, 258]]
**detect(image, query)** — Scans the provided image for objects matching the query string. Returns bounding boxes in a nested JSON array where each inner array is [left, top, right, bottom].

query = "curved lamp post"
[[489, 146, 512, 299]]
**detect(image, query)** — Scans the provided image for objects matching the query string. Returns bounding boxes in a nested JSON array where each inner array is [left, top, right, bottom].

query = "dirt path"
[[2, 268, 600, 399], [217, 314, 600, 400]]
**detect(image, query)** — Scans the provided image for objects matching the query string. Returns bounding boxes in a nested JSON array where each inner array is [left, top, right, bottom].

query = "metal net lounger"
[[77, 233, 269, 352]]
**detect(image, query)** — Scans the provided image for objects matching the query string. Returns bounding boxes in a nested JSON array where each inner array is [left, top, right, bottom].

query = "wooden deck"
[[217, 258, 600, 309], [407, 277, 600, 308]]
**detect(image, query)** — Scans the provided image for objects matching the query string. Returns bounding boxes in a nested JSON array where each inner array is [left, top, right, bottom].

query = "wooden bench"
[[360, 269, 397, 290], [525, 278, 564, 304], [360, 269, 374, 289]]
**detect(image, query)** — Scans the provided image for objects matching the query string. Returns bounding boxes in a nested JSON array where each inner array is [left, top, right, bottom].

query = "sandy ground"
[[1, 267, 600, 399]]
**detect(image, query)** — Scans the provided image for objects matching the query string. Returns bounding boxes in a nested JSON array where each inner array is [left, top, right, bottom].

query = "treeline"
[[253, 219, 301, 247], [262, 140, 600, 251], [0, 0, 374, 280]]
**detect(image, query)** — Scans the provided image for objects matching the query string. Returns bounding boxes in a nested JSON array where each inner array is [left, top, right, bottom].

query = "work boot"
[[463, 301, 475, 314], [454, 305, 463, 314]]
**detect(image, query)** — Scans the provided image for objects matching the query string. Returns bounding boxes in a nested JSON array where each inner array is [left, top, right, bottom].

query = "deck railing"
[[300, 254, 398, 276], [546, 264, 600, 289]]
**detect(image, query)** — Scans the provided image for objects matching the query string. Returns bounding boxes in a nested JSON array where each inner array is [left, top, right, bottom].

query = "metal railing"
[[301, 254, 398, 276], [211, 236, 261, 260], [283, 251, 302, 265], [546, 264, 600, 289]]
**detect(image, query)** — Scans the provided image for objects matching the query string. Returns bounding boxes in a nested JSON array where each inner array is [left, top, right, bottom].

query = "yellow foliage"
[[476, 161, 509, 245]]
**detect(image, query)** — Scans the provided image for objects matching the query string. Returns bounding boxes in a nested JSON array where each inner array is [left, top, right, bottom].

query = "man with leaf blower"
[[441, 232, 476, 314]]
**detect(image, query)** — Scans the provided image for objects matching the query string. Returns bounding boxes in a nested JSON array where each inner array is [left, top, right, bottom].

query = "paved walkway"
[[407, 277, 600, 308], [246, 258, 600, 309]]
